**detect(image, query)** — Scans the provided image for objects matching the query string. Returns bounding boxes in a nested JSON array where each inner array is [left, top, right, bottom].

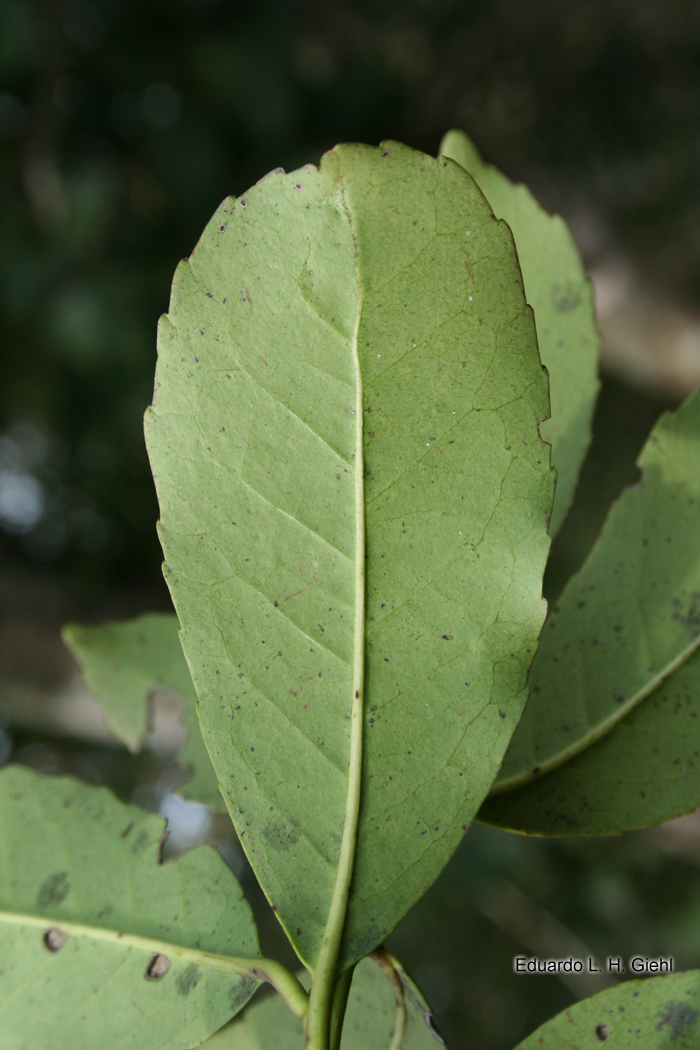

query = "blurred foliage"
[[1, 0, 700, 594]]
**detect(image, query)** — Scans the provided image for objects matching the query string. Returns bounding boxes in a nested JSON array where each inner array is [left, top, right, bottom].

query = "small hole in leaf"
[[595, 1023, 610, 1041], [145, 953, 171, 980], [44, 928, 67, 952]]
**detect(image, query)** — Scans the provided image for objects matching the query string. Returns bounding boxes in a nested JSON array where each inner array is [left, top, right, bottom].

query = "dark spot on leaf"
[[131, 829, 150, 856], [43, 928, 67, 952], [442, 634, 453, 640], [37, 872, 69, 908], [263, 819, 299, 851], [145, 953, 171, 980], [551, 281, 581, 312], [656, 1000, 698, 1038], [176, 963, 200, 996], [595, 1022, 610, 1041]]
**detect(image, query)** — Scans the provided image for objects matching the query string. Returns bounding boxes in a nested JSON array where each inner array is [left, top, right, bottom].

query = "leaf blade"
[[146, 141, 552, 971], [0, 765, 259, 1049], [439, 129, 600, 536], [63, 613, 222, 808], [479, 647, 700, 835], [516, 969, 700, 1049], [492, 391, 700, 796]]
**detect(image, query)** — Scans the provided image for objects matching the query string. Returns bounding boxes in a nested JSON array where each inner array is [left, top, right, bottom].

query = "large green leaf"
[[0, 765, 259, 1049], [440, 130, 600, 537], [205, 955, 446, 1049], [145, 140, 552, 973], [63, 614, 221, 808], [480, 648, 700, 835], [517, 970, 700, 1049], [490, 391, 700, 798]]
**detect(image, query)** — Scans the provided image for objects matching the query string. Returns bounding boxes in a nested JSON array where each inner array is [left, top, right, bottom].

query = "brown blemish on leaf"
[[145, 953, 171, 980], [43, 928, 67, 952]]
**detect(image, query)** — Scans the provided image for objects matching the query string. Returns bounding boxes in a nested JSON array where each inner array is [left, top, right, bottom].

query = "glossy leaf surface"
[[517, 970, 700, 1049], [146, 141, 552, 971], [0, 766, 259, 1050], [480, 648, 700, 835], [64, 613, 221, 807], [440, 130, 600, 536], [491, 391, 700, 796], [205, 955, 446, 1049]]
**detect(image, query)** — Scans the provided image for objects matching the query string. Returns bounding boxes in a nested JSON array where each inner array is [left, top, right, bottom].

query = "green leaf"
[[479, 648, 700, 835], [439, 130, 600, 537], [0, 765, 259, 1049], [63, 613, 222, 808], [489, 391, 700, 800], [516, 969, 700, 1049], [204, 954, 446, 1049], [145, 140, 552, 974]]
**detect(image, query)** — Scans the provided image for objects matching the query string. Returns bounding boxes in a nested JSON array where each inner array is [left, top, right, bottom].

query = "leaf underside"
[[146, 140, 552, 972], [204, 955, 445, 1049], [480, 649, 700, 835], [440, 129, 600, 537], [64, 614, 222, 808], [489, 391, 700, 813], [517, 970, 700, 1049], [0, 766, 258, 1050]]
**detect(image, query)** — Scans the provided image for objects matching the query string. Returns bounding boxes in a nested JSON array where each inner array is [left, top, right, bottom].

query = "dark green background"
[[2, 3, 699, 1048]]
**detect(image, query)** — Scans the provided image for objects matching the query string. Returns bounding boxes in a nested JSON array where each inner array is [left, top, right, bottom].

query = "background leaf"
[[491, 391, 700, 795], [0, 765, 259, 1050], [516, 969, 700, 1049], [64, 614, 222, 807], [439, 129, 600, 537], [479, 648, 700, 835], [204, 955, 446, 1049], [145, 141, 553, 971]]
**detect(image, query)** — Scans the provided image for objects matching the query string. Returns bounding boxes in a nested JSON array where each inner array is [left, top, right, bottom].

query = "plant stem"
[[0, 909, 309, 1023], [304, 209, 366, 1050], [330, 966, 355, 1050]]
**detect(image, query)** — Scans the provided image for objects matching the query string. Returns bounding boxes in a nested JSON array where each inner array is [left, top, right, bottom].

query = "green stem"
[[330, 966, 355, 1050], [305, 207, 366, 1050], [0, 909, 308, 1023]]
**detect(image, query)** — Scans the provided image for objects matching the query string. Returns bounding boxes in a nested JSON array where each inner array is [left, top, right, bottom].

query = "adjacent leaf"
[[64, 614, 222, 807], [480, 648, 700, 835], [440, 130, 600, 536], [145, 140, 552, 972], [516, 969, 700, 1049], [0, 765, 259, 1049], [204, 955, 446, 1049], [489, 391, 700, 798]]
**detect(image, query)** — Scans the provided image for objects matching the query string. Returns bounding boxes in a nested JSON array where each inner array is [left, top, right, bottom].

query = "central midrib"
[[304, 184, 366, 1046]]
